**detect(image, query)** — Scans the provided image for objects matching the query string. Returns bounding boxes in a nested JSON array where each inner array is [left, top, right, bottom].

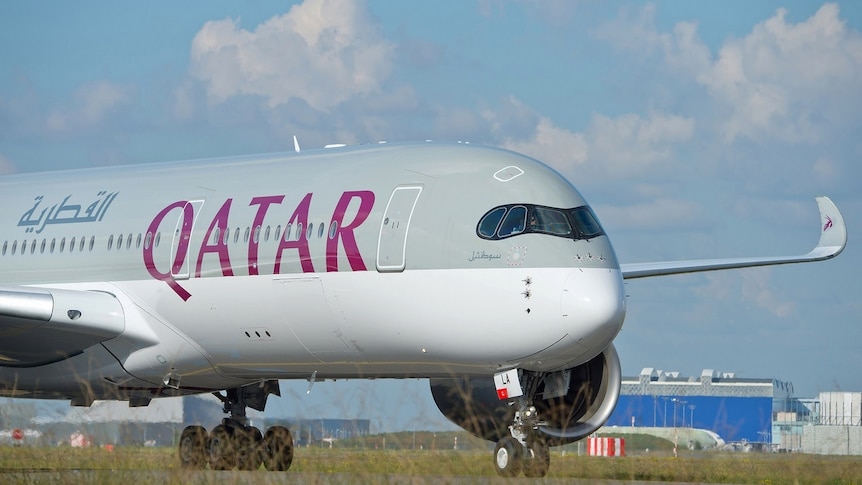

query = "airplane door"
[[376, 186, 422, 272], [170, 200, 205, 280]]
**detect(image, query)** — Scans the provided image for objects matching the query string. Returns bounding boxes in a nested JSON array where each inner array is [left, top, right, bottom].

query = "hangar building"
[[605, 368, 801, 445]]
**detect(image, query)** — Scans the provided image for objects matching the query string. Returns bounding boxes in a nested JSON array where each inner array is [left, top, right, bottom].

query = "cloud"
[[698, 269, 796, 319], [602, 3, 862, 144], [45, 81, 136, 133], [596, 197, 703, 230], [586, 112, 694, 175], [189, 0, 394, 113], [491, 98, 693, 178]]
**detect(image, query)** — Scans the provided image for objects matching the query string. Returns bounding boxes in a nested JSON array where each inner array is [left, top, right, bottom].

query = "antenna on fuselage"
[[293, 135, 301, 153]]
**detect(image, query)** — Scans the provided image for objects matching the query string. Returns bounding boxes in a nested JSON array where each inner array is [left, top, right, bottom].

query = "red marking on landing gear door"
[[494, 369, 523, 401]]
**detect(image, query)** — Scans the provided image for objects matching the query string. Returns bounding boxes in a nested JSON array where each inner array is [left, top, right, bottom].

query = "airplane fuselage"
[[0, 143, 626, 400]]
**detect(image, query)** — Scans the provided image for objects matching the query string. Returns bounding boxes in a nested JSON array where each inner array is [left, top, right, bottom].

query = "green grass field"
[[1, 433, 860, 484]]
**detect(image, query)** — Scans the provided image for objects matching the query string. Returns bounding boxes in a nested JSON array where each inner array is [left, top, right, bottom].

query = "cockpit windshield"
[[477, 204, 604, 241]]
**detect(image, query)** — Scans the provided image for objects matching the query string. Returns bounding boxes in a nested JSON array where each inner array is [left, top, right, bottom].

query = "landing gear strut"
[[492, 371, 552, 478], [177, 381, 293, 471]]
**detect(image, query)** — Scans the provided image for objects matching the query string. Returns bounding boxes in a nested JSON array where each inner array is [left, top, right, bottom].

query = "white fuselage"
[[0, 143, 626, 401]]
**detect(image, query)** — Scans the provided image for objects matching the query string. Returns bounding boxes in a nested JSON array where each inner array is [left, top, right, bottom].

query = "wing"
[[621, 196, 846, 279], [0, 287, 124, 367]]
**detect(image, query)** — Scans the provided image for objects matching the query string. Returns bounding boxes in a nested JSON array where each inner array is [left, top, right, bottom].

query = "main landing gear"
[[492, 371, 551, 478], [178, 382, 293, 471]]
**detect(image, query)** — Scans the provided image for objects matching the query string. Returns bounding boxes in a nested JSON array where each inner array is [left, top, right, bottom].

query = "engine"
[[430, 344, 621, 445]]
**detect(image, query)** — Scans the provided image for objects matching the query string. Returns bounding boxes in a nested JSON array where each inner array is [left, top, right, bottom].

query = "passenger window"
[[478, 207, 506, 238], [11, 240, 17, 255], [1, 241, 6, 256], [107, 235, 113, 250], [145, 232, 152, 250], [69, 237, 76, 252], [531, 207, 572, 236], [264, 226, 271, 242], [318, 223, 325, 239], [89, 236, 96, 251], [306, 223, 313, 240], [285, 223, 292, 241], [59, 238, 66, 253], [497, 206, 527, 237], [329, 221, 338, 239], [135, 234, 142, 249]]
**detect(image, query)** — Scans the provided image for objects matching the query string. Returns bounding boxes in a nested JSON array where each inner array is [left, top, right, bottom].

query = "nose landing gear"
[[492, 371, 552, 478]]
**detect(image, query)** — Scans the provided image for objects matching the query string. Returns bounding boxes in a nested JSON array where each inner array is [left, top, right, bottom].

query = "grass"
[[1, 439, 860, 484]]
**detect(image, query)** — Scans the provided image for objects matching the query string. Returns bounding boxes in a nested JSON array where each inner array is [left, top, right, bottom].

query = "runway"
[[0, 469, 727, 485]]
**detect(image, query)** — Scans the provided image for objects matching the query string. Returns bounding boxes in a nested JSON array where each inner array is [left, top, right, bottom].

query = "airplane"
[[0, 141, 846, 477]]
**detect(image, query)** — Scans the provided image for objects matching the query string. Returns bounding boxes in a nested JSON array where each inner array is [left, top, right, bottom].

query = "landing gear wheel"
[[236, 426, 263, 471], [493, 436, 523, 477], [523, 438, 550, 478], [208, 424, 236, 470], [178, 425, 207, 469], [263, 426, 294, 471]]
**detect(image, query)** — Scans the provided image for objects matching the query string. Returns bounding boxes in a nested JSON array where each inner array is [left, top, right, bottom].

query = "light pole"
[[672, 398, 677, 428], [688, 405, 696, 428], [663, 398, 668, 427]]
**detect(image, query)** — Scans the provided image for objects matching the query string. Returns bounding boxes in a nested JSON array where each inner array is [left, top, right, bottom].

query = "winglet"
[[810, 196, 846, 260]]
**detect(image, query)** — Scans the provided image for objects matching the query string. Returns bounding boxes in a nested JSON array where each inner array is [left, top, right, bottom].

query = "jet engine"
[[430, 344, 621, 445]]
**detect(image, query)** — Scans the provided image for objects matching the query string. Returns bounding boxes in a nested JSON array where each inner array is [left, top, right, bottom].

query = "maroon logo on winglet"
[[823, 215, 833, 232]]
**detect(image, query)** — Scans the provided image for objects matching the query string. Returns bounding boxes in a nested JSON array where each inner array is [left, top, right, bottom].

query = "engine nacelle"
[[430, 344, 621, 445]]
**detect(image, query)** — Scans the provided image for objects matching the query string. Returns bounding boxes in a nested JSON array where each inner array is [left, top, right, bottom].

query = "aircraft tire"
[[208, 424, 236, 470], [178, 425, 208, 469], [493, 436, 523, 477], [523, 438, 550, 478], [262, 426, 294, 471], [236, 426, 263, 471]]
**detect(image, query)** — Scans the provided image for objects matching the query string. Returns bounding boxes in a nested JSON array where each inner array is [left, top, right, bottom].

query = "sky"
[[1, 1, 861, 432]]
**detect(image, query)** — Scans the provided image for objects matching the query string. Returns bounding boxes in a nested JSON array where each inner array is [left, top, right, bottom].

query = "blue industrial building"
[[606, 368, 799, 443]]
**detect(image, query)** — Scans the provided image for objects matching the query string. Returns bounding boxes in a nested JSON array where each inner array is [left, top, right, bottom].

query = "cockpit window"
[[570, 206, 603, 239], [530, 207, 572, 236], [497, 206, 527, 237], [476, 204, 604, 241], [477, 207, 506, 238]]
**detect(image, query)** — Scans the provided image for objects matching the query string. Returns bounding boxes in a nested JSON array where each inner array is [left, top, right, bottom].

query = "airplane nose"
[[561, 268, 626, 352]]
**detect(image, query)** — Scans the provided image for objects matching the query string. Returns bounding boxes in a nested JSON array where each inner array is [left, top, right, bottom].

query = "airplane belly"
[[118, 267, 624, 380]]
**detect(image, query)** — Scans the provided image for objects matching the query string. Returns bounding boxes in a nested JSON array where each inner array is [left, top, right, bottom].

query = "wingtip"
[[814, 196, 847, 258]]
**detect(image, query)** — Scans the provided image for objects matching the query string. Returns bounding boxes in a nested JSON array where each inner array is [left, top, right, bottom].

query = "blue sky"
[[2, 1, 861, 431]]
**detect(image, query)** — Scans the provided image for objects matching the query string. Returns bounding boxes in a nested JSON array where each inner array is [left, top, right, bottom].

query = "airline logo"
[[17, 192, 119, 234], [144, 191, 375, 301]]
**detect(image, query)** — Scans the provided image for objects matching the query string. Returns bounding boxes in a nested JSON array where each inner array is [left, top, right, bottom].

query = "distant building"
[[27, 394, 261, 447], [268, 418, 370, 446], [606, 368, 802, 445]]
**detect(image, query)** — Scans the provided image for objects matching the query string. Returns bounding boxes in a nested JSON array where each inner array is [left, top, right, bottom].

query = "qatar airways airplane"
[[0, 142, 846, 476]]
